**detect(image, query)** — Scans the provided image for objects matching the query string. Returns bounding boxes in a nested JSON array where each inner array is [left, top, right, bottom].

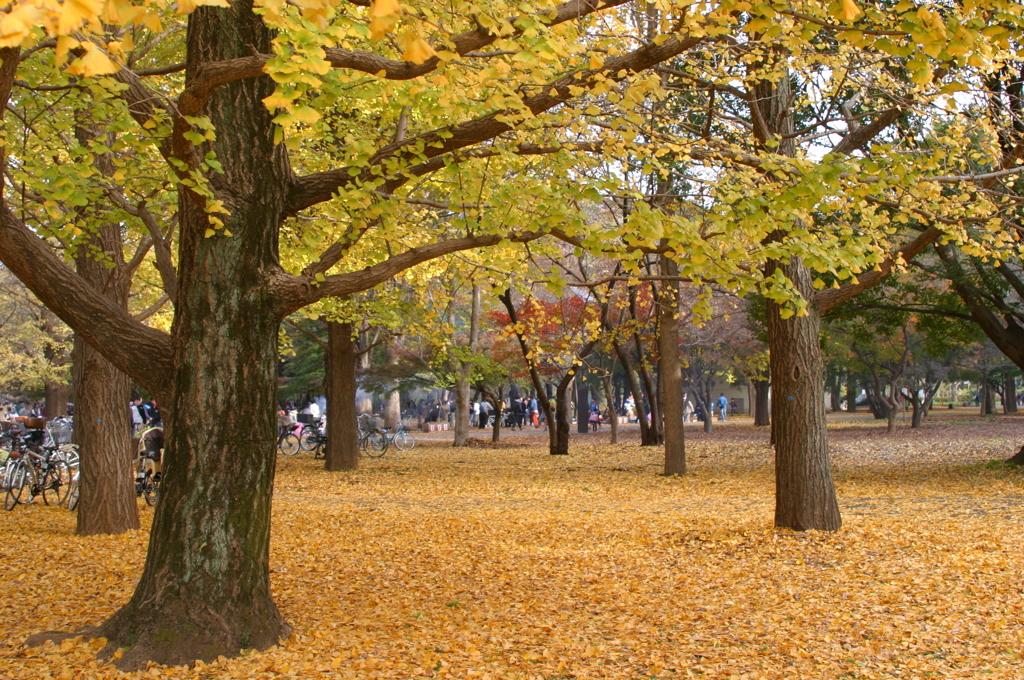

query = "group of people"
[[683, 393, 736, 422], [469, 396, 545, 430], [130, 397, 162, 435]]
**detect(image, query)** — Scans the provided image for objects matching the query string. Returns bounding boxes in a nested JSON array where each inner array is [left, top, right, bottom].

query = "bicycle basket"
[[143, 429, 164, 461]]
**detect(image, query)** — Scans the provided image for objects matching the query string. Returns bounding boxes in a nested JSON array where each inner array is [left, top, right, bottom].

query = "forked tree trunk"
[[753, 379, 770, 427], [552, 372, 574, 455], [702, 400, 713, 433], [630, 288, 662, 446], [324, 321, 359, 471], [96, 4, 291, 667], [659, 256, 685, 476], [767, 258, 841, 532]]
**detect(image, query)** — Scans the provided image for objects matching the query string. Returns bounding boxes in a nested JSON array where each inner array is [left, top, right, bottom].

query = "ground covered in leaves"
[[2, 410, 1023, 679]]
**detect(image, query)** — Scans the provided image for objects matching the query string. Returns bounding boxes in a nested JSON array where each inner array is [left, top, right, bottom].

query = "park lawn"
[[1, 412, 1023, 679]]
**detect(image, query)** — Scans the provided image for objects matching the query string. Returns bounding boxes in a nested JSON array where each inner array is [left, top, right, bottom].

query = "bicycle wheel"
[[4, 462, 26, 511], [66, 472, 80, 510], [143, 473, 157, 506], [42, 460, 71, 506], [299, 431, 319, 451], [11, 462, 33, 507], [278, 433, 300, 456], [394, 430, 415, 451], [364, 432, 388, 458]]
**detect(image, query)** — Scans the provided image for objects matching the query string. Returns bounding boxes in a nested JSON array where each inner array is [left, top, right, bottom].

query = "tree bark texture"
[[324, 321, 359, 471], [44, 379, 72, 418], [72, 335, 139, 536], [767, 258, 841, 532], [753, 379, 771, 427], [72, 218, 139, 536], [576, 379, 589, 435], [659, 256, 686, 476], [96, 4, 291, 667]]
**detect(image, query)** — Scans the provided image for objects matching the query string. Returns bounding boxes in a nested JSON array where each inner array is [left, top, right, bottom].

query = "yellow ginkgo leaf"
[[176, 0, 230, 15], [55, 35, 80, 67], [368, 0, 401, 39], [66, 42, 119, 77], [0, 4, 47, 47], [56, 0, 104, 36], [398, 29, 436, 64], [839, 0, 861, 22]]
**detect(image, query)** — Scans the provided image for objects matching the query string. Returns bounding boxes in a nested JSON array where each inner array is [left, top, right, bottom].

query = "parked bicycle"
[[363, 425, 415, 458], [135, 426, 163, 506], [3, 431, 72, 510], [299, 416, 327, 458]]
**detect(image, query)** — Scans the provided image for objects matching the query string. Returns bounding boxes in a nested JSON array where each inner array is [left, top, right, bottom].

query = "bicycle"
[[364, 425, 415, 458], [3, 433, 72, 510], [301, 419, 327, 458], [135, 426, 163, 506], [277, 425, 301, 456]]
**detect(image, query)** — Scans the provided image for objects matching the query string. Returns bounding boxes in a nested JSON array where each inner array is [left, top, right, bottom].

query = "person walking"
[[717, 393, 728, 422]]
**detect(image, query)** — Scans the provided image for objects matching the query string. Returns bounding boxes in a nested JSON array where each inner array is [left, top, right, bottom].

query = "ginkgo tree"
[[0, 0, 716, 668], [2, 0, 1023, 670]]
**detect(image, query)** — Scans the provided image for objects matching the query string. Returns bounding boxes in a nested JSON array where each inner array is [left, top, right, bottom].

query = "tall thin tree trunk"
[[324, 321, 358, 471], [498, 289, 557, 452], [982, 377, 995, 415], [602, 373, 618, 444], [453, 285, 480, 447], [612, 340, 650, 441], [630, 288, 662, 445], [846, 372, 858, 412], [660, 255, 685, 475]]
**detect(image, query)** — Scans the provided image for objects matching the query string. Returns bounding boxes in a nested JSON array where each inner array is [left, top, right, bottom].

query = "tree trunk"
[[982, 378, 995, 415], [72, 336, 139, 536], [845, 372, 857, 412], [576, 378, 589, 434], [630, 288, 662, 445], [453, 286, 480, 447], [324, 321, 359, 471], [753, 379, 770, 427], [96, 4, 291, 667], [498, 289, 556, 451], [702, 400, 713, 433], [44, 378, 72, 418], [910, 397, 923, 428], [1004, 372, 1018, 414], [602, 374, 618, 444], [767, 258, 841, 532], [659, 255, 685, 476], [552, 373, 574, 455], [612, 340, 650, 442]]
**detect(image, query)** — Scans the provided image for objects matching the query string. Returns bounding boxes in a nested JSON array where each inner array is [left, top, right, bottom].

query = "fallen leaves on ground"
[[1, 410, 1023, 679]]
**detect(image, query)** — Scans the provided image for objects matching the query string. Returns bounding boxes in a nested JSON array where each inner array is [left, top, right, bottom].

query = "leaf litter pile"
[[2, 411, 1024, 679]]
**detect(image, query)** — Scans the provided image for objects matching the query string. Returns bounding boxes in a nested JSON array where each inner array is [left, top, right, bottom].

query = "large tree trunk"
[[767, 259, 841, 532], [753, 379, 770, 427], [845, 372, 858, 412], [982, 377, 995, 415], [324, 321, 359, 471], [72, 222, 138, 535], [96, 4, 291, 667], [72, 336, 138, 536], [659, 256, 685, 476], [576, 378, 589, 434]]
